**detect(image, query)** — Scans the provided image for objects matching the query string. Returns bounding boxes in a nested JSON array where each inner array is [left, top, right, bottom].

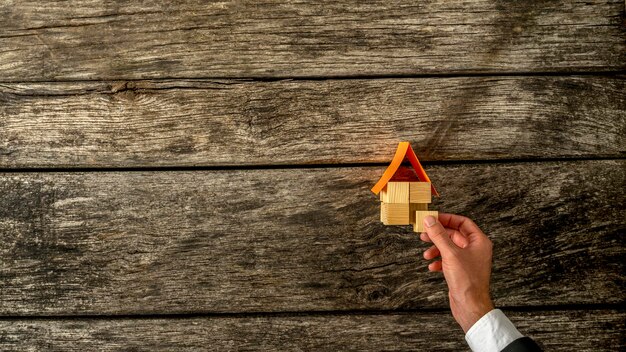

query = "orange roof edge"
[[371, 142, 439, 197]]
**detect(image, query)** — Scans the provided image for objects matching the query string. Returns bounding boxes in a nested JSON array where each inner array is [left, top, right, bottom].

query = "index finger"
[[437, 213, 481, 236]]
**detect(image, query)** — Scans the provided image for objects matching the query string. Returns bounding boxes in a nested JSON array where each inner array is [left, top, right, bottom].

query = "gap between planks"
[[0, 70, 624, 85], [0, 156, 623, 174], [0, 303, 623, 321]]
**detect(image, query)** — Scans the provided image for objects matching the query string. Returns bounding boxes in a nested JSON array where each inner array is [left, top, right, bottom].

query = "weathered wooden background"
[[1, 1, 624, 351]]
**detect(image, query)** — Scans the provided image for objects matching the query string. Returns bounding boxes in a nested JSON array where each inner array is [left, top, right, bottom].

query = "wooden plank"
[[0, 310, 623, 351], [0, 160, 623, 315], [0, 0, 624, 81], [1, 76, 624, 168]]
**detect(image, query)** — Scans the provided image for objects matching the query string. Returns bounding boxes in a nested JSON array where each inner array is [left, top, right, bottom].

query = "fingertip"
[[424, 215, 437, 228], [428, 260, 443, 272], [420, 232, 431, 242], [461, 237, 469, 248], [456, 235, 469, 249]]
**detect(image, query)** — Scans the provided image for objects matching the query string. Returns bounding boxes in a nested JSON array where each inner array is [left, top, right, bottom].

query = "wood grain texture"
[[0, 160, 623, 315], [1, 76, 624, 168], [0, 310, 624, 351], [1, 0, 624, 81]]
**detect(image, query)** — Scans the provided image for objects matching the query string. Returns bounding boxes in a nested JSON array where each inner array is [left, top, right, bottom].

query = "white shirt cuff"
[[465, 309, 523, 352]]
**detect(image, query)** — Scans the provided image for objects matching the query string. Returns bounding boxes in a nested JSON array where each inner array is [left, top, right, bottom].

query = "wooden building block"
[[381, 182, 409, 203], [409, 203, 428, 224], [413, 210, 439, 232], [381, 203, 410, 225], [409, 182, 431, 203]]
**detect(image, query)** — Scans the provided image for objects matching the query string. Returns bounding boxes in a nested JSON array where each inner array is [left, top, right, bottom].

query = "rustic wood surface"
[[1, 0, 625, 81], [1, 76, 624, 168], [1, 160, 623, 315], [0, 310, 623, 351], [2, 0, 624, 349]]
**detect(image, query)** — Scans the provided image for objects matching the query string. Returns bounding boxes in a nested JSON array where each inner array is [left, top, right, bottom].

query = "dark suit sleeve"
[[501, 337, 543, 352]]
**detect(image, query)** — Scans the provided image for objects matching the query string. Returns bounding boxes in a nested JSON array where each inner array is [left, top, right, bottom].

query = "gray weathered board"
[[2, 0, 625, 350], [1, 0, 625, 81], [1, 160, 623, 315], [0, 76, 624, 168], [0, 310, 624, 351]]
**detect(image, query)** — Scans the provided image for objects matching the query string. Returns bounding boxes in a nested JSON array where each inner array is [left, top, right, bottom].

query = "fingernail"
[[424, 215, 437, 228]]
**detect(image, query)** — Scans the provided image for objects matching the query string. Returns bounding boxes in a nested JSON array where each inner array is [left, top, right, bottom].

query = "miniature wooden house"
[[371, 142, 439, 232]]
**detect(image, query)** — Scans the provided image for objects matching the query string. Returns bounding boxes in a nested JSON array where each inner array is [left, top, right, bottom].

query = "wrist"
[[450, 293, 494, 333]]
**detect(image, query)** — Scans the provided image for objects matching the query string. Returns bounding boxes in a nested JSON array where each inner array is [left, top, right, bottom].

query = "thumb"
[[424, 215, 456, 255]]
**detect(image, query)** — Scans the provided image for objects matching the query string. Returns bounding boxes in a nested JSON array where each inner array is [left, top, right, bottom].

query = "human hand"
[[420, 213, 494, 333]]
